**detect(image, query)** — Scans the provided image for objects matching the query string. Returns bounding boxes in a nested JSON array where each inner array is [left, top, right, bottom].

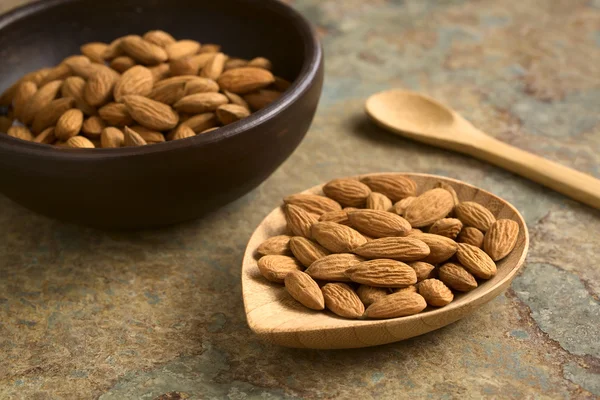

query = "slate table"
[[1, 0, 599, 398]]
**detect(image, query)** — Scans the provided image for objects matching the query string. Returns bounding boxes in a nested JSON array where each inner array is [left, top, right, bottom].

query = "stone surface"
[[1, 0, 599, 399]]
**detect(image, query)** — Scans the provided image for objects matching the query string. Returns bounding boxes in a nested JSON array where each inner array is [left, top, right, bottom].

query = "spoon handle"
[[472, 133, 600, 209]]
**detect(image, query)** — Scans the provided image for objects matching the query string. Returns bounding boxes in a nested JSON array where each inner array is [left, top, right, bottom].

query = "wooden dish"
[[242, 173, 529, 349]]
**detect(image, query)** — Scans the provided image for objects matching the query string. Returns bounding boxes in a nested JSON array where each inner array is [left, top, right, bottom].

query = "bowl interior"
[[0, 0, 308, 94], [242, 173, 529, 349]]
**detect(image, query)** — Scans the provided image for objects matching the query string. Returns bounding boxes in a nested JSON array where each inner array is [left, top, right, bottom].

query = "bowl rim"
[[242, 172, 530, 336], [0, 0, 323, 159]]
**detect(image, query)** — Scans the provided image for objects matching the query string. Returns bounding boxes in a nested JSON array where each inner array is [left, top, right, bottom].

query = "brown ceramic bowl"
[[0, 0, 323, 229]]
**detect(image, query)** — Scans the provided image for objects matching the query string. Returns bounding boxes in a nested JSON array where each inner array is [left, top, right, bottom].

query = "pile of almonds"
[[0, 30, 289, 148], [255, 175, 520, 319]]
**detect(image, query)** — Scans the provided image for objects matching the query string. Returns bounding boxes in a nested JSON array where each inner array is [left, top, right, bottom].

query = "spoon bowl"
[[242, 173, 529, 349]]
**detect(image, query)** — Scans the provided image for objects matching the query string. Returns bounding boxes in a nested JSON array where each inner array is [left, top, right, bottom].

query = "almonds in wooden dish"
[[1, 30, 290, 148], [254, 174, 521, 321]]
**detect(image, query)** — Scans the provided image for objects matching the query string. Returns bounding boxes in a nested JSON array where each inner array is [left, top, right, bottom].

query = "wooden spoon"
[[242, 173, 529, 349], [366, 89, 600, 209]]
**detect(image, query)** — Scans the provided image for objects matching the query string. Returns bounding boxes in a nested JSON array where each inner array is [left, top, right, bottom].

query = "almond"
[[200, 52, 227, 80], [62, 76, 96, 116], [365, 291, 426, 319], [353, 237, 430, 262], [38, 63, 72, 86], [121, 35, 168, 65], [170, 57, 200, 76], [181, 113, 218, 133], [356, 285, 389, 306], [82, 116, 107, 138], [143, 30, 176, 48], [21, 80, 63, 125], [0, 69, 49, 107], [284, 271, 325, 311], [360, 174, 417, 202], [429, 218, 463, 239], [283, 193, 342, 215], [257, 235, 292, 256], [55, 108, 84, 140], [216, 104, 250, 125], [289, 236, 330, 267], [284, 204, 318, 239], [224, 58, 249, 70], [395, 285, 417, 294], [102, 38, 125, 60], [321, 283, 364, 318], [166, 40, 201, 60], [347, 259, 417, 287], [66, 136, 95, 148], [273, 76, 292, 91], [122, 95, 179, 131], [63, 55, 95, 79], [84, 65, 119, 107], [323, 178, 372, 207], [392, 196, 416, 216], [148, 81, 187, 105], [257, 255, 303, 283], [409, 261, 435, 282], [318, 210, 352, 226], [438, 263, 477, 292], [457, 227, 484, 248], [34, 127, 57, 144], [198, 44, 221, 53], [223, 90, 250, 110], [32, 97, 75, 133], [113, 65, 153, 102], [404, 188, 454, 227], [435, 181, 460, 207], [305, 253, 363, 282], [483, 219, 519, 261], [97, 102, 133, 126], [347, 209, 411, 238], [81, 42, 108, 63], [100, 127, 124, 148], [418, 279, 453, 307], [7, 126, 34, 141], [167, 124, 195, 141], [456, 243, 497, 279], [149, 63, 171, 82], [410, 233, 457, 264], [13, 81, 37, 121], [129, 126, 165, 143], [174, 92, 228, 113], [184, 77, 220, 95], [110, 56, 137, 73], [365, 192, 393, 211], [217, 67, 275, 94], [123, 126, 147, 147], [200, 127, 219, 134], [248, 57, 272, 70], [244, 89, 281, 111], [455, 202, 496, 232], [311, 221, 367, 253]]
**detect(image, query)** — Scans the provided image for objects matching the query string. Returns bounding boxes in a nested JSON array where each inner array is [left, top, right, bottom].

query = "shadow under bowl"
[[242, 173, 529, 349], [0, 0, 323, 229]]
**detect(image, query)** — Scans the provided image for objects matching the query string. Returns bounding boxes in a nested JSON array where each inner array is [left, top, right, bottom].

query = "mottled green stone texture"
[[1, 0, 599, 399]]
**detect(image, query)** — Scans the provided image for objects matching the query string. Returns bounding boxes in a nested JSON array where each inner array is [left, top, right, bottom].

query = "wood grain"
[[241, 173, 529, 349]]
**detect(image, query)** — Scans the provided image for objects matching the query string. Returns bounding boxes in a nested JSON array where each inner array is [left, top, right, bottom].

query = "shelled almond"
[[254, 175, 521, 320], [0, 30, 291, 148]]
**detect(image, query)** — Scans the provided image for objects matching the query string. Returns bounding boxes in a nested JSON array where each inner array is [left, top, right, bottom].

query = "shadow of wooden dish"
[[242, 173, 529, 349]]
